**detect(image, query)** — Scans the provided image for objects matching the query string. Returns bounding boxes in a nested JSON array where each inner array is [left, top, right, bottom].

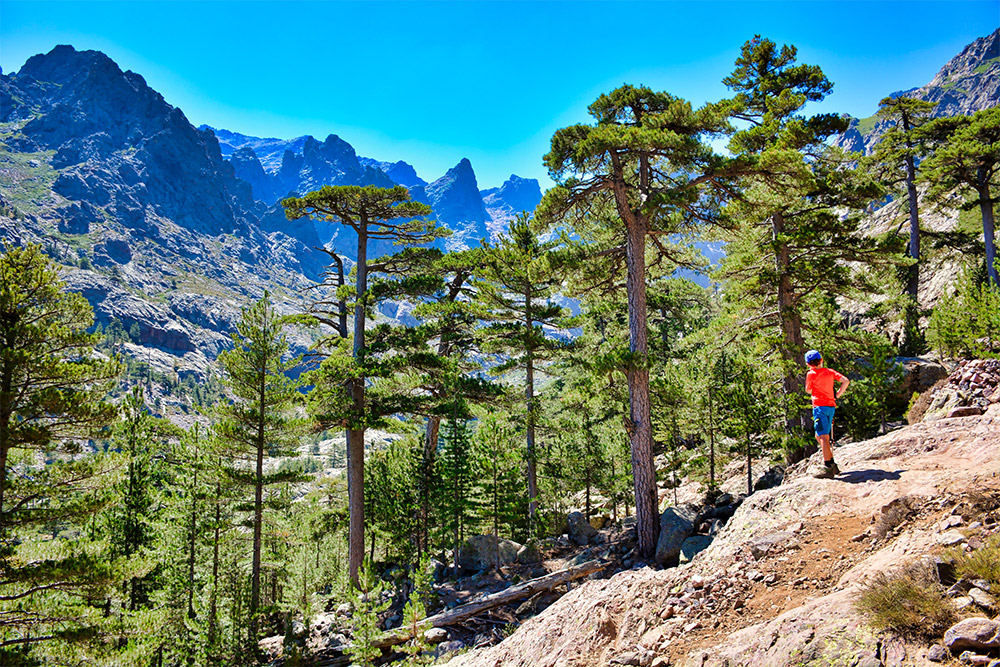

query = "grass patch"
[[854, 562, 955, 638], [953, 532, 1000, 589], [974, 57, 999, 75], [0, 146, 60, 215], [855, 114, 879, 136]]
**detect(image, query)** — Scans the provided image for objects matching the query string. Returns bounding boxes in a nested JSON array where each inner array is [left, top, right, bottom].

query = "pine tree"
[[716, 36, 891, 458], [868, 96, 936, 354], [283, 185, 446, 586], [920, 107, 1000, 288], [215, 293, 308, 645], [474, 214, 570, 529], [434, 413, 477, 577], [0, 243, 121, 661], [538, 84, 731, 558], [472, 412, 527, 561]]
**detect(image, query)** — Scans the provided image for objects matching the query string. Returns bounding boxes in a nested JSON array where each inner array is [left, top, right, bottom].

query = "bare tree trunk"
[[250, 379, 265, 639], [347, 228, 369, 587], [979, 167, 999, 289], [772, 212, 809, 462], [708, 387, 716, 490], [186, 444, 198, 620], [525, 304, 538, 527], [624, 218, 658, 559]]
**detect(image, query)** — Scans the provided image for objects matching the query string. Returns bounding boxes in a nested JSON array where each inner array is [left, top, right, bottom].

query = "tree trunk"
[[373, 560, 606, 649], [0, 350, 13, 535], [979, 167, 999, 289], [904, 124, 921, 301], [347, 228, 369, 588], [525, 303, 538, 527], [772, 212, 809, 462], [624, 218, 658, 559], [187, 453, 198, 620], [707, 387, 716, 490], [250, 367, 266, 639]]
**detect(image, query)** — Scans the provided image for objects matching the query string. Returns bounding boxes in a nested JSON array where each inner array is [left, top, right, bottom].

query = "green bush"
[[854, 563, 954, 638], [928, 267, 1000, 359], [953, 533, 1000, 589]]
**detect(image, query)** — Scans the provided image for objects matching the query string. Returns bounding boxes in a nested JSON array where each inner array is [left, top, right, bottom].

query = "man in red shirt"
[[804, 349, 850, 478]]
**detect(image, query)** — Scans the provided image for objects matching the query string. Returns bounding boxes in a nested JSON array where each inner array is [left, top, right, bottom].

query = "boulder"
[[567, 511, 599, 546], [753, 466, 785, 492], [679, 535, 713, 563], [944, 618, 1000, 651], [516, 543, 542, 565], [924, 388, 967, 421], [424, 627, 448, 644], [655, 505, 698, 566], [458, 535, 521, 571], [896, 357, 949, 401], [948, 405, 984, 418]]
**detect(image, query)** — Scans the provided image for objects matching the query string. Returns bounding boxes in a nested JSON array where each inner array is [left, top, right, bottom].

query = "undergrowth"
[[953, 532, 1000, 589], [854, 562, 955, 638]]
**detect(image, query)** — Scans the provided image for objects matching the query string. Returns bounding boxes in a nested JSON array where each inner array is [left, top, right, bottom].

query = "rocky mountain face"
[[207, 127, 542, 256], [835, 28, 999, 154], [0, 45, 327, 394]]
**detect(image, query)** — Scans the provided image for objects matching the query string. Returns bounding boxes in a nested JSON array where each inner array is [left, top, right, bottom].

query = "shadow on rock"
[[838, 469, 904, 484]]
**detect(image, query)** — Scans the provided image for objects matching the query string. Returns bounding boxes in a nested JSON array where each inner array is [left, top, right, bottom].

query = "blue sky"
[[1, 1, 996, 189]]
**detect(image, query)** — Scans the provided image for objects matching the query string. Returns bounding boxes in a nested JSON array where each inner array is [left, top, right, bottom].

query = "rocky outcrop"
[[919, 358, 1000, 421], [64, 270, 196, 352], [481, 175, 543, 239], [425, 158, 489, 251]]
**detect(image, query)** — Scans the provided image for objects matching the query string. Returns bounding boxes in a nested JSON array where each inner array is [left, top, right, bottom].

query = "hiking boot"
[[826, 460, 841, 475], [813, 466, 836, 479]]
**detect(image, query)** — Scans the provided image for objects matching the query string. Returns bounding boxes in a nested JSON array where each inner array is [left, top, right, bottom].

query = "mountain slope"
[[835, 28, 999, 154], [0, 45, 327, 400]]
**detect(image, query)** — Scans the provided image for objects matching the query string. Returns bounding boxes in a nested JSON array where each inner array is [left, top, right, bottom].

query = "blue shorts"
[[813, 406, 836, 436]]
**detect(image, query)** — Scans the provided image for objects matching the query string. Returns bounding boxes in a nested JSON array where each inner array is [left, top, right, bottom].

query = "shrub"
[[854, 562, 955, 638], [927, 267, 1000, 359], [953, 533, 1000, 589]]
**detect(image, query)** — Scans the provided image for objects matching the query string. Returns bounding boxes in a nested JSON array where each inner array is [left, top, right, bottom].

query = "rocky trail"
[[447, 402, 1000, 667]]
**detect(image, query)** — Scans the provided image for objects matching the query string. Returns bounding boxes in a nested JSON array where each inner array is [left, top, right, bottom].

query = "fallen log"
[[374, 559, 606, 649]]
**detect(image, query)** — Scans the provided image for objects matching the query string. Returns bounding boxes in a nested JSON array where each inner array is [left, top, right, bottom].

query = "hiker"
[[805, 350, 850, 478]]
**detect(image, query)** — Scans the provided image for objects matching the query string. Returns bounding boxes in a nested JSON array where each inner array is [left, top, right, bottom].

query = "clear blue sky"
[[1, 1, 996, 189]]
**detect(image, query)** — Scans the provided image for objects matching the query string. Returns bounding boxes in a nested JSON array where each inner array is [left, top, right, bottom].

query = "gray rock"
[[655, 505, 698, 566], [939, 530, 967, 546], [516, 543, 542, 564], [945, 618, 1000, 651], [436, 640, 465, 657], [424, 627, 448, 644], [928, 644, 949, 662], [458, 534, 522, 571], [567, 511, 599, 546], [948, 405, 985, 418], [753, 466, 785, 492], [679, 535, 713, 563], [970, 587, 997, 611]]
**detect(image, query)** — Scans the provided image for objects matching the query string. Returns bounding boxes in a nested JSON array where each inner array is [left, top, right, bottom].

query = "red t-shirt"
[[805, 366, 847, 407]]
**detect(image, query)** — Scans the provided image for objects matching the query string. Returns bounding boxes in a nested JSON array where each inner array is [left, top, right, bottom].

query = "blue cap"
[[805, 349, 822, 364]]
